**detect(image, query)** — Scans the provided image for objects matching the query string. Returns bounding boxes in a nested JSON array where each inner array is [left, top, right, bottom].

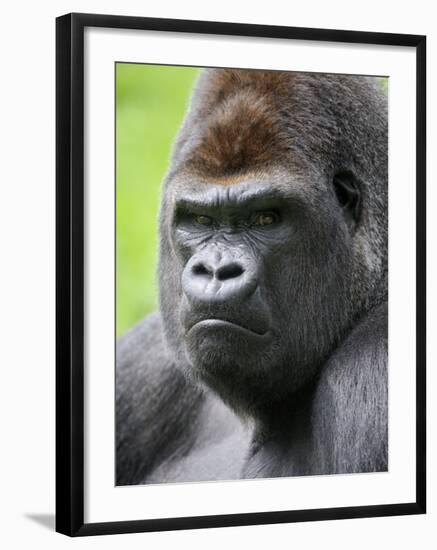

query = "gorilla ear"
[[332, 171, 362, 226]]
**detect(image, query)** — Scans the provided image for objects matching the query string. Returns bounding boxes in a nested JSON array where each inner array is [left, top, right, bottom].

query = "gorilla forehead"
[[173, 69, 386, 180], [183, 91, 289, 176]]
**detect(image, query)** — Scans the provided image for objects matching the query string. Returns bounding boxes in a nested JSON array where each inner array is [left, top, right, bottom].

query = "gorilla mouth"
[[188, 318, 268, 336]]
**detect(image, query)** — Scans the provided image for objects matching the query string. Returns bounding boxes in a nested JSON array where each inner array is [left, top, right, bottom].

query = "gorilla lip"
[[188, 318, 268, 337]]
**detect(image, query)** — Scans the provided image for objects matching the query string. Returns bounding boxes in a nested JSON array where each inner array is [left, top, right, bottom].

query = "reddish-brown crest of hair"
[[184, 70, 294, 182]]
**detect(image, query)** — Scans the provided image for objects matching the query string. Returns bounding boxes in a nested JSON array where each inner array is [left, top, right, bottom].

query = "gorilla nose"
[[193, 261, 243, 281], [182, 253, 258, 305]]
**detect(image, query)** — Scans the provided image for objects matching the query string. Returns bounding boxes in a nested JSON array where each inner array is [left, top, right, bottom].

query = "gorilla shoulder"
[[313, 303, 388, 474], [116, 313, 249, 485], [116, 313, 199, 485], [116, 312, 173, 389]]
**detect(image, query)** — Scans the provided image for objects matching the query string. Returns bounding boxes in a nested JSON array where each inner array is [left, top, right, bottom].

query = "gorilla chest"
[[144, 428, 252, 484], [142, 392, 312, 483], [143, 392, 252, 484], [143, 428, 309, 483]]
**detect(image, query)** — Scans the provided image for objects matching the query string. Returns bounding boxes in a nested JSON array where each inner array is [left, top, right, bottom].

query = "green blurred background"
[[116, 64, 200, 337], [116, 67, 387, 337]]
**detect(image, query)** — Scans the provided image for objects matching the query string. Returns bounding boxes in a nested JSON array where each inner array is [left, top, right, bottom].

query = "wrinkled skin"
[[116, 69, 388, 484]]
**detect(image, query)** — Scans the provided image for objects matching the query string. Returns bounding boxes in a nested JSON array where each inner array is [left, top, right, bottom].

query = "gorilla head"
[[158, 70, 387, 417]]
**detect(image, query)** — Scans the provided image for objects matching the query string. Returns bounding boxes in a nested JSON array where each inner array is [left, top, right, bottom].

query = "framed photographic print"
[[56, 12, 426, 536]]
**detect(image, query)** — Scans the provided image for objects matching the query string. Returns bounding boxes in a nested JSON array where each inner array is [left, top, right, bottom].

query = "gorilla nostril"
[[216, 263, 244, 281], [192, 263, 213, 278]]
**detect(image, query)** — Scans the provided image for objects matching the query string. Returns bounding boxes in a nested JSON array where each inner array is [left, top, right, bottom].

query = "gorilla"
[[116, 69, 388, 485]]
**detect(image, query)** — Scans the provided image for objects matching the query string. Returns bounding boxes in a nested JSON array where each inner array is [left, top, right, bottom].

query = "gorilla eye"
[[252, 211, 279, 227], [194, 214, 213, 226]]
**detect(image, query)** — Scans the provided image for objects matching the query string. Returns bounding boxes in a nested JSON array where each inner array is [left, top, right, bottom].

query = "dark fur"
[[116, 69, 388, 485]]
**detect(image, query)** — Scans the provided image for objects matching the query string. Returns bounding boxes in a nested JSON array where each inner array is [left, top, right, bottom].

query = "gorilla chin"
[[185, 318, 272, 375]]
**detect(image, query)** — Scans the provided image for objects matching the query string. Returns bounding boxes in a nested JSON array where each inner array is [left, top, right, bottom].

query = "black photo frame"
[[56, 12, 426, 537]]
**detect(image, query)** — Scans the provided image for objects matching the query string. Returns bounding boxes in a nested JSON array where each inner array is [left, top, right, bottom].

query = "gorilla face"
[[160, 169, 358, 413], [158, 70, 387, 415]]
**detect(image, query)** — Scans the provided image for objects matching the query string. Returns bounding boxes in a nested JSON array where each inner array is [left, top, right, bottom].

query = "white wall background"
[[0, 0, 434, 548]]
